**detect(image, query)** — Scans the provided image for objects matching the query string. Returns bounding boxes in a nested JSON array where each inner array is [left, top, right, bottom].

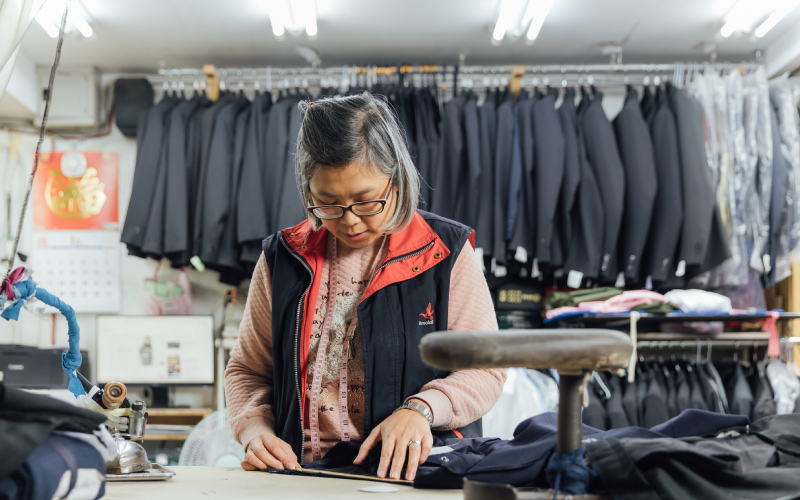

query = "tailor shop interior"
[[8, 1, 800, 500]]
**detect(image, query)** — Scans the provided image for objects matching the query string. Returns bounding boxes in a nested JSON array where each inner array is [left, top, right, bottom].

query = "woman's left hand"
[[353, 402, 433, 481]]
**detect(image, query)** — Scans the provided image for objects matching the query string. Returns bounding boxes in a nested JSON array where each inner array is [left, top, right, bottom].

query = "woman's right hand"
[[241, 433, 299, 471]]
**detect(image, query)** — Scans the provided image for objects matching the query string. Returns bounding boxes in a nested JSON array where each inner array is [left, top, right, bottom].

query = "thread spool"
[[102, 381, 127, 409]]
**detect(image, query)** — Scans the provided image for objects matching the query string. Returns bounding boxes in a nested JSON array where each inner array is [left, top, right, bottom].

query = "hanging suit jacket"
[[644, 87, 683, 283], [121, 95, 178, 256], [766, 109, 790, 287], [607, 375, 631, 429], [274, 98, 306, 231], [563, 91, 604, 282], [237, 92, 273, 265], [551, 89, 581, 271], [462, 93, 482, 230], [667, 84, 717, 276], [640, 85, 657, 121], [613, 86, 658, 283], [580, 89, 625, 282], [412, 90, 432, 208], [263, 97, 293, 235], [216, 104, 252, 274], [191, 95, 234, 259], [475, 91, 497, 255], [492, 95, 515, 265], [197, 96, 251, 267], [163, 96, 207, 267], [531, 89, 565, 268], [423, 89, 441, 213], [139, 106, 173, 260], [430, 94, 464, 221], [509, 94, 536, 263]]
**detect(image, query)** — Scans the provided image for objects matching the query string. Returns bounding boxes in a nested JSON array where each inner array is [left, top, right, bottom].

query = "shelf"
[[550, 312, 800, 326], [145, 434, 190, 442], [637, 332, 771, 342]]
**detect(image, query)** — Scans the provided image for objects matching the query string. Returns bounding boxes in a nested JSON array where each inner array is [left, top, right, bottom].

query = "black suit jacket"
[[532, 88, 565, 268], [644, 88, 684, 283], [563, 91, 604, 282], [263, 98, 293, 235], [475, 91, 497, 254], [121, 95, 178, 256], [551, 89, 581, 270], [509, 95, 536, 263], [580, 89, 625, 281], [275, 98, 306, 231], [430, 95, 464, 221], [492, 96, 515, 265], [462, 93, 482, 230], [237, 92, 273, 265], [613, 86, 658, 283], [667, 84, 716, 274]]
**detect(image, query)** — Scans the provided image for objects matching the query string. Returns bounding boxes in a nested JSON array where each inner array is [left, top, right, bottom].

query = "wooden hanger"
[[203, 64, 220, 102], [508, 65, 525, 103]]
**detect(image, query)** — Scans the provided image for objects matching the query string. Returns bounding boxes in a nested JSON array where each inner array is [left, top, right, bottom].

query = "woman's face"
[[308, 163, 397, 249]]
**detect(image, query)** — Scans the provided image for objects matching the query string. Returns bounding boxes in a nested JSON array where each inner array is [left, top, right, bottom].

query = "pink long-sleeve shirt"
[[225, 234, 506, 462]]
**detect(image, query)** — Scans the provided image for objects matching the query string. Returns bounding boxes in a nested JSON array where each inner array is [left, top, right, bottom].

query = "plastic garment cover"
[[663, 289, 732, 314], [765, 360, 800, 414], [744, 69, 773, 274], [482, 368, 558, 440], [769, 74, 800, 282]]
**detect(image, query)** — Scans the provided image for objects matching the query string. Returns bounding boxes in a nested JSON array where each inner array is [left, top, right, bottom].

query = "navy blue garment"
[[281, 410, 749, 490], [0, 434, 105, 500]]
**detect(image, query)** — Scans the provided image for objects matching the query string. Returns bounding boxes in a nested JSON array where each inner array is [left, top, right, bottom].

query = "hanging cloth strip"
[[0, 267, 85, 397], [308, 235, 388, 461]]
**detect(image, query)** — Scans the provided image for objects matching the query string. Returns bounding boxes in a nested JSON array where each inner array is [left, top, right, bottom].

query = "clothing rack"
[[144, 61, 763, 95]]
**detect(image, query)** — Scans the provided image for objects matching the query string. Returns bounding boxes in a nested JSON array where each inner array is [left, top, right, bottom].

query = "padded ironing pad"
[[419, 329, 633, 375]]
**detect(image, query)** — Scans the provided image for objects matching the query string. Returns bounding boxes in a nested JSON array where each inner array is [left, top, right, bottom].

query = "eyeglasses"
[[307, 178, 394, 220]]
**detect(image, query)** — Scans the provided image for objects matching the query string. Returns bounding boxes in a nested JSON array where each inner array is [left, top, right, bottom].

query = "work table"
[[104, 466, 462, 499]]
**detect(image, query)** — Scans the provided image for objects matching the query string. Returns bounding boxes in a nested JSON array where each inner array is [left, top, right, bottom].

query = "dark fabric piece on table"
[[613, 86, 658, 283], [286, 410, 749, 490], [0, 434, 105, 500], [0, 383, 105, 481], [586, 414, 800, 500]]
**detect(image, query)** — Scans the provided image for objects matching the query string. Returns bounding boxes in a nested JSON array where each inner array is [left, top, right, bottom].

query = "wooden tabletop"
[[104, 466, 463, 499]]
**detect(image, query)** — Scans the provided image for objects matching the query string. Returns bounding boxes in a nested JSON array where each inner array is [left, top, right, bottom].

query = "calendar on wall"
[[32, 231, 121, 313], [31, 151, 121, 312]]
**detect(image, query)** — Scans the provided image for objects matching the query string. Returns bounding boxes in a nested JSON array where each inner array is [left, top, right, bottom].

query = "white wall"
[[0, 116, 235, 408]]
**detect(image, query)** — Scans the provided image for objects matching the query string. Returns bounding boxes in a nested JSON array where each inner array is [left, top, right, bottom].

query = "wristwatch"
[[396, 400, 433, 427]]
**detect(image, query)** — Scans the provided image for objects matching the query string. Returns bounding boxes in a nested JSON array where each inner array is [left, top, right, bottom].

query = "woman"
[[225, 92, 505, 482]]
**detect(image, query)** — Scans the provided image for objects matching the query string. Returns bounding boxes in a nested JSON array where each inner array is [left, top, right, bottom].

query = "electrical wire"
[[4, 0, 70, 279]]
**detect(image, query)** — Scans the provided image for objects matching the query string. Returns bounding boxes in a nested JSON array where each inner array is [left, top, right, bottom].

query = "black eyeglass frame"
[[306, 177, 394, 220]]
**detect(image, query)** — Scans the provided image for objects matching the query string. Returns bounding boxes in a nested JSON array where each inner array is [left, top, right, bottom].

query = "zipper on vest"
[[280, 235, 313, 459], [370, 240, 435, 282]]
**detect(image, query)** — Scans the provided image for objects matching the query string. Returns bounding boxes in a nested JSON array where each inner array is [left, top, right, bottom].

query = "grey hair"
[[295, 92, 421, 232]]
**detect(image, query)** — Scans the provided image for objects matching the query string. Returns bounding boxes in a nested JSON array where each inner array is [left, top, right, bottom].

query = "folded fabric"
[[0, 434, 105, 500], [273, 409, 750, 490], [0, 382, 105, 481], [586, 414, 800, 500], [547, 290, 671, 319], [664, 289, 733, 314], [548, 287, 623, 308]]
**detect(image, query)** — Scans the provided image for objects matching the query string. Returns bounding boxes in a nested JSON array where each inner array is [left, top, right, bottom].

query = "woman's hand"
[[241, 433, 299, 471], [353, 401, 433, 481]]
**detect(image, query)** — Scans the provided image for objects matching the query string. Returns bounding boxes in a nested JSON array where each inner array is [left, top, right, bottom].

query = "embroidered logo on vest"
[[419, 303, 434, 325]]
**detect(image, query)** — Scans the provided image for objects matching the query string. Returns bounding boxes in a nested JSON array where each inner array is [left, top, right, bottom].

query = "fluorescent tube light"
[[526, 0, 555, 41], [754, 0, 800, 37], [720, 0, 766, 37]]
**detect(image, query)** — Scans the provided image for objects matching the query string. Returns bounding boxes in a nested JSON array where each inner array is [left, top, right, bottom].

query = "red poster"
[[34, 151, 119, 231]]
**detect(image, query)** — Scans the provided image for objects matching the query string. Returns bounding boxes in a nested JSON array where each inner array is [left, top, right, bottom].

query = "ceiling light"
[[35, 0, 94, 39], [754, 0, 800, 37], [720, 0, 768, 38], [492, 0, 556, 44], [270, 0, 317, 39], [526, 0, 555, 41]]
